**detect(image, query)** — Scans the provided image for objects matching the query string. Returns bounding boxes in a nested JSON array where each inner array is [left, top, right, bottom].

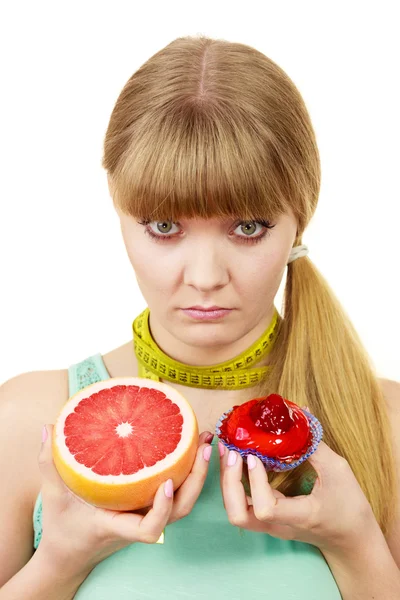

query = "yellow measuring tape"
[[132, 306, 280, 390], [131, 306, 281, 543]]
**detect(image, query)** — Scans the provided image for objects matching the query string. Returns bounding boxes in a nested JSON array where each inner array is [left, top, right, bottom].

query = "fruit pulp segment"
[[64, 385, 183, 475]]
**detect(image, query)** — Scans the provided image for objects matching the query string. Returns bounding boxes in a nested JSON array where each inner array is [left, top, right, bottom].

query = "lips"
[[182, 308, 232, 321], [186, 305, 229, 311]]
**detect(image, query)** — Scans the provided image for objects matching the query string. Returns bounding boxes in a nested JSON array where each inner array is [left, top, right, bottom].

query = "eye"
[[137, 219, 181, 241], [231, 219, 276, 244], [136, 218, 275, 244], [233, 221, 263, 237], [148, 221, 180, 235]]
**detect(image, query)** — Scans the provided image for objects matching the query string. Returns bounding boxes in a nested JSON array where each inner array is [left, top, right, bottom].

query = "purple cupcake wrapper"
[[215, 408, 323, 472]]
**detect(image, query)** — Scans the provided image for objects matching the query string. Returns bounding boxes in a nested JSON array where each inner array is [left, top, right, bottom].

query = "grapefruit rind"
[[52, 377, 199, 511]]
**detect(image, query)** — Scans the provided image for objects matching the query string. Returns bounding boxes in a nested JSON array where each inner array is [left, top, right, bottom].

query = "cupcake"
[[215, 393, 323, 472]]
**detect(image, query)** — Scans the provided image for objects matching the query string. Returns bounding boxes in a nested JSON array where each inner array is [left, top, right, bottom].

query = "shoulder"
[[0, 339, 129, 510], [0, 368, 69, 422], [379, 377, 400, 457], [0, 368, 70, 511], [379, 377, 400, 420], [378, 378, 400, 567]]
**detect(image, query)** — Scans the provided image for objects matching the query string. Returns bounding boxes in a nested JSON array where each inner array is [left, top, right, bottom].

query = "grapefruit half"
[[52, 377, 199, 511]]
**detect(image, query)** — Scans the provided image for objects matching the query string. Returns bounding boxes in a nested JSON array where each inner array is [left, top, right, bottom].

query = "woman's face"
[[113, 193, 298, 364]]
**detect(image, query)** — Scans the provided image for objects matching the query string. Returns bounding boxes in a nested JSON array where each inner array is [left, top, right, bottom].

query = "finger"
[[106, 431, 214, 527], [219, 447, 299, 537], [136, 478, 175, 543], [219, 445, 249, 527], [248, 455, 313, 527], [169, 441, 213, 522], [38, 424, 68, 495], [307, 440, 347, 488], [246, 454, 279, 522], [112, 478, 174, 543], [199, 430, 214, 445]]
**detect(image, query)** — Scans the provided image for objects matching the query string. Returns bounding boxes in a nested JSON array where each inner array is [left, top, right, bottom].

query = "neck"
[[147, 305, 277, 367]]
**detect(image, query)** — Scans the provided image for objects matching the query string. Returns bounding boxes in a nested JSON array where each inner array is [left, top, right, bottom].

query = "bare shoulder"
[[377, 377, 400, 567], [379, 376, 400, 420], [0, 367, 70, 425], [378, 376, 400, 454], [0, 368, 70, 507]]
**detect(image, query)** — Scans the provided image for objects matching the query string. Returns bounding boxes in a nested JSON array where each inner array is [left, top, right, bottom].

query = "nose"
[[183, 242, 229, 291]]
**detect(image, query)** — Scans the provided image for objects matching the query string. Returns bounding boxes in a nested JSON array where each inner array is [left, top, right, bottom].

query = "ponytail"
[[253, 244, 397, 535]]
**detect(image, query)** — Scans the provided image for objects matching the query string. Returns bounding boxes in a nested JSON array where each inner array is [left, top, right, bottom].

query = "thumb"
[[306, 439, 346, 486], [38, 424, 66, 493]]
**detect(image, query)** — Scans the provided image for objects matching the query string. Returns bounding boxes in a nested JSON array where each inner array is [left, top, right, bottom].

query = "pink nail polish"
[[247, 454, 256, 470], [164, 479, 173, 498], [227, 450, 237, 467], [218, 441, 225, 457], [42, 425, 48, 443], [203, 445, 212, 462], [205, 433, 214, 444]]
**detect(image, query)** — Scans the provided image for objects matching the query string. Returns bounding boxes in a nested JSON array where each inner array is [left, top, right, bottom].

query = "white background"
[[1, 1, 399, 384]]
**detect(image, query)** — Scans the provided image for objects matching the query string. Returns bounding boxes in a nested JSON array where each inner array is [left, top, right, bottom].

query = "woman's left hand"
[[219, 437, 376, 556]]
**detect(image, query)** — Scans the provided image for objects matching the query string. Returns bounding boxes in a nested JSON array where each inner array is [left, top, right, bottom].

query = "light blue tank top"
[[33, 354, 341, 599]]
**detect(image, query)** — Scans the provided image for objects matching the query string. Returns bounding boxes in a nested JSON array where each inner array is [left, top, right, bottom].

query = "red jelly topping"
[[219, 394, 312, 462]]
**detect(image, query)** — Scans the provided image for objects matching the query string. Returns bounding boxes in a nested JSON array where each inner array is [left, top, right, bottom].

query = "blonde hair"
[[102, 34, 397, 535]]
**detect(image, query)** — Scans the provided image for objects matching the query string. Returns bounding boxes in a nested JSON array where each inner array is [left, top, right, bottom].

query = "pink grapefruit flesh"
[[52, 377, 199, 511]]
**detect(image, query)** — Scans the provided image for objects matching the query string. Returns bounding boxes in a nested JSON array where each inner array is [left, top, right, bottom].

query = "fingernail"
[[205, 433, 214, 444], [227, 450, 237, 467], [164, 479, 173, 498], [247, 454, 256, 470], [218, 441, 225, 458], [203, 445, 212, 462], [42, 425, 48, 443]]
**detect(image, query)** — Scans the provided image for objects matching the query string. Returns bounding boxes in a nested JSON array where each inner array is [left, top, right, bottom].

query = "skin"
[[112, 197, 298, 368], [108, 182, 385, 573]]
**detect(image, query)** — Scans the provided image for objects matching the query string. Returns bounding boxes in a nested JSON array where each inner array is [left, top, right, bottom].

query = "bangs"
[[111, 107, 292, 223]]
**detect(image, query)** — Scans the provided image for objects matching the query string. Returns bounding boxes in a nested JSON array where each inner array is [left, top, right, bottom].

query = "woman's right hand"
[[36, 425, 213, 576]]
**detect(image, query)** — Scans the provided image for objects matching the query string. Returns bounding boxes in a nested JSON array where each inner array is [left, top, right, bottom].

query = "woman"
[[1, 34, 399, 599]]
